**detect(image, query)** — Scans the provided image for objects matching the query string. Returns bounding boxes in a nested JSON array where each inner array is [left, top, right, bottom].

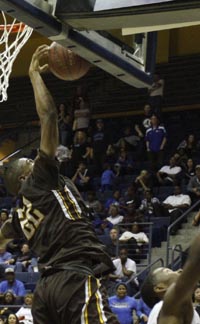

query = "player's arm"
[[163, 232, 200, 310], [29, 45, 58, 158]]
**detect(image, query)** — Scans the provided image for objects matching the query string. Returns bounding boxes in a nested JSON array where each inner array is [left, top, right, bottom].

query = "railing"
[[166, 199, 200, 266], [170, 244, 183, 270]]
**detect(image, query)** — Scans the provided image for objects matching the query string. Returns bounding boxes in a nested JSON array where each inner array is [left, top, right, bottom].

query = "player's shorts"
[[32, 269, 119, 324]]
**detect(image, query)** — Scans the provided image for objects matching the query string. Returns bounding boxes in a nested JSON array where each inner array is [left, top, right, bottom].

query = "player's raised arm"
[[29, 45, 58, 158]]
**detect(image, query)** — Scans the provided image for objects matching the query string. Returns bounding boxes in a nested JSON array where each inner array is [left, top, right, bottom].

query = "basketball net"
[[0, 11, 33, 102]]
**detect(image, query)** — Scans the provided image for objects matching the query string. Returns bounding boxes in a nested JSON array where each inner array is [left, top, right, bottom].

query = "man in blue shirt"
[[0, 268, 25, 297], [145, 115, 167, 171]]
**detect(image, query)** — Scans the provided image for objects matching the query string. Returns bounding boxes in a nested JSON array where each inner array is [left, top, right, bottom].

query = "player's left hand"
[[29, 44, 49, 76]]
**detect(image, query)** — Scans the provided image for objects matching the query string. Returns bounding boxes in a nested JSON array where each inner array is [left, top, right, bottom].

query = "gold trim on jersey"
[[52, 185, 82, 220], [81, 275, 92, 324], [95, 279, 107, 324]]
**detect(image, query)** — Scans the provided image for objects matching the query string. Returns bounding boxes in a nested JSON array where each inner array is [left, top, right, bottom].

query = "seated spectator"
[[177, 133, 199, 160], [121, 184, 141, 210], [162, 185, 191, 235], [104, 190, 122, 213], [193, 285, 200, 317], [101, 163, 119, 192], [71, 161, 92, 195], [6, 239, 26, 258], [183, 158, 196, 184], [104, 144, 117, 167], [122, 200, 143, 225], [106, 204, 124, 226], [114, 147, 134, 175], [108, 282, 142, 324], [0, 268, 26, 300], [0, 209, 9, 227], [92, 218, 113, 236], [0, 246, 13, 271], [109, 248, 139, 296], [135, 169, 153, 193], [16, 293, 33, 324], [187, 164, 200, 203], [10, 243, 34, 273], [157, 156, 182, 185], [84, 191, 102, 216], [106, 228, 119, 259], [5, 313, 20, 324], [0, 291, 19, 319], [139, 189, 162, 220], [0, 316, 4, 324], [119, 223, 149, 246]]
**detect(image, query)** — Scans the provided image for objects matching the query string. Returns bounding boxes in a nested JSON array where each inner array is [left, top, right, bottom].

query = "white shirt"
[[147, 301, 200, 324], [159, 165, 182, 176], [149, 79, 164, 97], [163, 194, 191, 213], [113, 257, 137, 278], [106, 215, 124, 225], [119, 231, 149, 245], [16, 306, 33, 324]]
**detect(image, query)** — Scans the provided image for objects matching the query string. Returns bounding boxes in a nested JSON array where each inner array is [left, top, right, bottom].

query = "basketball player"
[[140, 232, 200, 324], [0, 45, 119, 324]]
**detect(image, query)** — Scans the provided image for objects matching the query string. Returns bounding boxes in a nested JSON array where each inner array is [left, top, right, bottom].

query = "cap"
[[5, 268, 14, 274], [115, 282, 128, 290]]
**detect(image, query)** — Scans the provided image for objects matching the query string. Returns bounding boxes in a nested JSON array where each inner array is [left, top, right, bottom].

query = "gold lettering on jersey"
[[17, 197, 45, 240]]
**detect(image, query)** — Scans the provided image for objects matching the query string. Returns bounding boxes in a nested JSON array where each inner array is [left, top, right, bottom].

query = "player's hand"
[[29, 45, 49, 76]]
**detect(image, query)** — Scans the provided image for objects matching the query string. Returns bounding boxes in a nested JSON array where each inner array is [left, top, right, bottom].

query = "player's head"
[[141, 267, 182, 308], [4, 158, 34, 195]]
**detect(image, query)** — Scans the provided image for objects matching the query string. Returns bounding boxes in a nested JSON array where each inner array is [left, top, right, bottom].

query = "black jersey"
[[13, 152, 113, 272]]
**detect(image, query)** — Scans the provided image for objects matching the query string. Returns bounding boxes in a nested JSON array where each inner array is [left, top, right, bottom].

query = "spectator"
[[16, 293, 33, 324], [177, 134, 198, 160], [148, 73, 164, 117], [106, 228, 119, 259], [156, 156, 182, 186], [101, 163, 119, 192], [0, 316, 4, 324], [12, 243, 34, 272], [113, 125, 141, 158], [0, 291, 19, 318], [57, 103, 73, 148], [91, 119, 110, 174], [162, 185, 191, 235], [183, 158, 196, 184], [106, 204, 124, 226], [119, 223, 149, 246], [84, 190, 102, 215], [104, 190, 122, 213], [121, 184, 141, 210], [108, 282, 142, 324], [139, 189, 162, 219], [135, 169, 153, 193], [70, 130, 92, 170], [5, 313, 20, 324], [193, 285, 200, 317], [145, 115, 167, 171], [0, 209, 9, 227], [109, 248, 139, 296], [71, 161, 92, 195], [73, 97, 90, 132], [0, 268, 26, 299], [114, 147, 134, 175], [0, 246, 13, 271], [122, 200, 143, 225], [134, 104, 152, 139], [187, 165, 200, 203], [137, 297, 151, 324]]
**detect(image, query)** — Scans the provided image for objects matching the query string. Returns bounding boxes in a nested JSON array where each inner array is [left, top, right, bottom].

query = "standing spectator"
[[73, 97, 90, 132], [0, 268, 26, 299], [108, 282, 142, 324], [58, 103, 73, 148], [148, 74, 164, 117], [71, 161, 92, 195], [91, 119, 110, 175], [145, 115, 167, 171], [71, 130, 92, 170]]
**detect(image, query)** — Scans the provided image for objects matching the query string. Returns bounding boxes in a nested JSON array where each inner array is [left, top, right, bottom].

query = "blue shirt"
[[145, 126, 166, 152], [0, 279, 26, 296], [108, 295, 142, 324], [101, 170, 115, 186]]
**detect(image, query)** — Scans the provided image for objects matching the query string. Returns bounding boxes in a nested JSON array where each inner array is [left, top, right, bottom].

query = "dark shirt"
[[3, 152, 113, 274]]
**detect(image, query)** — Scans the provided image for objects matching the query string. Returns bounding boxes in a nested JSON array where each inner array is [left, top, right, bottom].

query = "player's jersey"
[[8, 152, 114, 272]]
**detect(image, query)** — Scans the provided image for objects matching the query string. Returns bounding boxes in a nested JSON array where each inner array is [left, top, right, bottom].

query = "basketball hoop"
[[0, 11, 33, 102]]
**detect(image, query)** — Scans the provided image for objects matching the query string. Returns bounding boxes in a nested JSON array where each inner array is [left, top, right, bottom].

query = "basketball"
[[48, 42, 91, 81]]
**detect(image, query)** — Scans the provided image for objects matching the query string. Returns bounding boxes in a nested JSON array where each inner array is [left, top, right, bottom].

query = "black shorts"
[[32, 270, 119, 324]]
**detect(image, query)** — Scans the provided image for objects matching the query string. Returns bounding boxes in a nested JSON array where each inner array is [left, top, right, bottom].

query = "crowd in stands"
[[0, 77, 200, 323]]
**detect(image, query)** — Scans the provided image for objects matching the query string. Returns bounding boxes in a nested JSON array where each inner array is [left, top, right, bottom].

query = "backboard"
[[0, 0, 199, 89]]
